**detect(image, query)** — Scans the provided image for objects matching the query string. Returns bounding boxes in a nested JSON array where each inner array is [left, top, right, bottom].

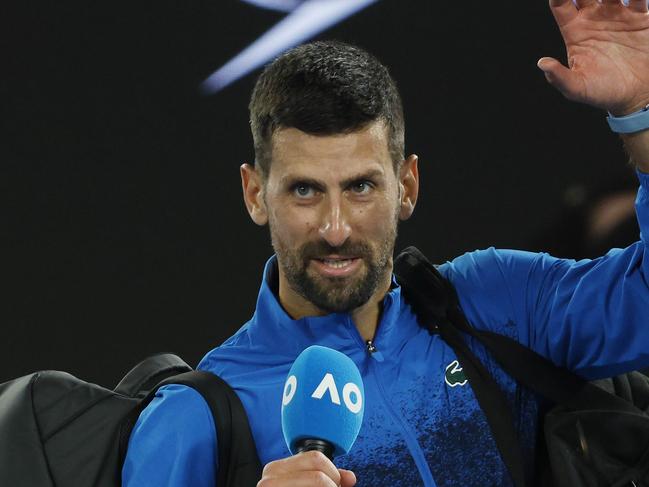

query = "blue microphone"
[[281, 345, 365, 460]]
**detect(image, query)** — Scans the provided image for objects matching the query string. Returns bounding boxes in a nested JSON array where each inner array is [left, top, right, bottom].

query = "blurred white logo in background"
[[241, 0, 306, 11], [200, 0, 379, 94]]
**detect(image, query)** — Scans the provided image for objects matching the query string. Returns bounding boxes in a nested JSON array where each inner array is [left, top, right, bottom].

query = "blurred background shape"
[[201, 0, 380, 94]]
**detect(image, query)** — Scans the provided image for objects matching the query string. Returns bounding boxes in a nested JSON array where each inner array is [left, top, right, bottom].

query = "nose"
[[318, 194, 352, 248]]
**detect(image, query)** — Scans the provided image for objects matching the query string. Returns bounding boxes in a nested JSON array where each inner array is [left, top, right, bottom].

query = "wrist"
[[607, 103, 649, 135], [620, 130, 649, 173], [609, 96, 649, 118]]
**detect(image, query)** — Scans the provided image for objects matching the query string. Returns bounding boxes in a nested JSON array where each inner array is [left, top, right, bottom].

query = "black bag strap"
[[395, 247, 643, 413], [395, 247, 529, 487], [114, 353, 192, 398], [156, 370, 263, 487], [449, 316, 643, 413], [395, 246, 647, 487]]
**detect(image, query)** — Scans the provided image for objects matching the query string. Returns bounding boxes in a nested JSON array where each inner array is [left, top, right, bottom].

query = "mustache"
[[300, 240, 372, 260]]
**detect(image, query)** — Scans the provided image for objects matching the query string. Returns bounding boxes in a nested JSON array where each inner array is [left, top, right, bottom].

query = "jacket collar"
[[246, 255, 417, 360]]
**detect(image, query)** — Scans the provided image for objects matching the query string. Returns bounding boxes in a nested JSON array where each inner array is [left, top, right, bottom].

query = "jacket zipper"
[[364, 340, 383, 361], [347, 318, 437, 487]]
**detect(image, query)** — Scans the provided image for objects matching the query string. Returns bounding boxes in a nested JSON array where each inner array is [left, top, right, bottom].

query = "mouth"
[[310, 256, 362, 277]]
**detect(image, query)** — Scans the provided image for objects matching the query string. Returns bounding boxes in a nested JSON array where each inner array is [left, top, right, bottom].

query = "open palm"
[[540, 0, 649, 115]]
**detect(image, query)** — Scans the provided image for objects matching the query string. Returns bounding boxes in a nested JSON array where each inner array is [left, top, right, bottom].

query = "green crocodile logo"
[[445, 360, 467, 387]]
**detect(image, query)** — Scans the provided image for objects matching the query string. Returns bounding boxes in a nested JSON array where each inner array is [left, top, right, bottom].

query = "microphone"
[[281, 345, 365, 460]]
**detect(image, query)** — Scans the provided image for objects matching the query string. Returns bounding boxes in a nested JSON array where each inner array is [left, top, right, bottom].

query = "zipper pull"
[[365, 340, 384, 362]]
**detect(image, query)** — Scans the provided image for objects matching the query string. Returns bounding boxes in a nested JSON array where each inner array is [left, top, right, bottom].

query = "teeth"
[[323, 259, 353, 269]]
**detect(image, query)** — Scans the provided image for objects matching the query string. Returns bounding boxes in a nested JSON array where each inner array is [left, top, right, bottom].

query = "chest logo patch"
[[444, 360, 468, 387]]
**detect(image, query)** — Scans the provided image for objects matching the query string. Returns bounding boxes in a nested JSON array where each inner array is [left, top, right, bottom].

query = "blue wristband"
[[607, 104, 649, 134]]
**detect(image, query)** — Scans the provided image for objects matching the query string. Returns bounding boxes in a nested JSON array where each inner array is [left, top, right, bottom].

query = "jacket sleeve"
[[122, 384, 218, 487], [442, 170, 649, 380]]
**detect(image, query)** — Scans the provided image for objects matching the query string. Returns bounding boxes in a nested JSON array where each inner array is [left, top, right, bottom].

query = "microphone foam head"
[[281, 345, 365, 458]]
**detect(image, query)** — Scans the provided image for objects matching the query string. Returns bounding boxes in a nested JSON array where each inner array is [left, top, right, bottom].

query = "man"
[[123, 0, 649, 485]]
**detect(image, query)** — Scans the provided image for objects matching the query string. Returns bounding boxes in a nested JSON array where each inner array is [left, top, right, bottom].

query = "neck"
[[278, 267, 393, 342], [348, 289, 388, 342]]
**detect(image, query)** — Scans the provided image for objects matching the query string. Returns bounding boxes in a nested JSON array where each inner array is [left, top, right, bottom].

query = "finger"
[[339, 469, 357, 487], [549, 0, 578, 26], [537, 57, 586, 102], [574, 0, 597, 8], [258, 471, 340, 487], [263, 451, 341, 484], [628, 0, 649, 13], [600, 0, 622, 4]]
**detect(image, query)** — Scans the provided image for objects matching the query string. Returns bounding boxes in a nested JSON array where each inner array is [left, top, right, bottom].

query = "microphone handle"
[[294, 438, 335, 461]]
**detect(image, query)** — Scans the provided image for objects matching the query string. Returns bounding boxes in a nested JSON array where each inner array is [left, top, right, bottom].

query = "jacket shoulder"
[[122, 384, 217, 486]]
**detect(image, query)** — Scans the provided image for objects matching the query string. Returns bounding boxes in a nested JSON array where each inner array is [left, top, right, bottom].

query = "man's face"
[[242, 121, 418, 315]]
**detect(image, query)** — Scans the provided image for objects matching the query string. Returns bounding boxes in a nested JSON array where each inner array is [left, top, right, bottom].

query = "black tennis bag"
[[0, 353, 262, 487], [395, 246, 649, 487]]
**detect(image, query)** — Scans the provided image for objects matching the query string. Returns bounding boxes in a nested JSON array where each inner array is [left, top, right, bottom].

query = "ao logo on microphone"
[[282, 373, 363, 414]]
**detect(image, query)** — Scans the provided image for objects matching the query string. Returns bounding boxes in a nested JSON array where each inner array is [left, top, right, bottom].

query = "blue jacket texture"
[[123, 171, 649, 487]]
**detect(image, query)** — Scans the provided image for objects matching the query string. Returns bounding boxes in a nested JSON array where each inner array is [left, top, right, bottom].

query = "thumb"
[[339, 468, 357, 487], [537, 57, 585, 102]]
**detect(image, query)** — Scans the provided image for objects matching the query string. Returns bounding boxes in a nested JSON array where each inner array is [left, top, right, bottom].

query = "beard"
[[269, 221, 398, 315]]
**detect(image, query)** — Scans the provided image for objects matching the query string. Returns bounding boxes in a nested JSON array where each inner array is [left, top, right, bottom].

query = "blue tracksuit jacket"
[[123, 171, 649, 487]]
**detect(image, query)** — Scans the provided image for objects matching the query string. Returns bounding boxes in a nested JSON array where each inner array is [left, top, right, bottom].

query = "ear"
[[398, 154, 419, 221], [240, 163, 268, 226]]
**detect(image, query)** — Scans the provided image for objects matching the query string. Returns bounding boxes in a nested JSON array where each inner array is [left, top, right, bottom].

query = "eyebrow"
[[280, 169, 385, 190]]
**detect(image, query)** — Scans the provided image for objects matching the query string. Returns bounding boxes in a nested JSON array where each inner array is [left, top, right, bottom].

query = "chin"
[[306, 280, 378, 314]]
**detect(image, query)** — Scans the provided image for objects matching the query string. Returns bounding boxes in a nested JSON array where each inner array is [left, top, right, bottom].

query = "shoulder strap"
[[114, 353, 192, 398], [157, 371, 262, 487], [394, 247, 529, 487], [446, 312, 642, 413], [394, 246, 646, 486], [396, 247, 642, 413]]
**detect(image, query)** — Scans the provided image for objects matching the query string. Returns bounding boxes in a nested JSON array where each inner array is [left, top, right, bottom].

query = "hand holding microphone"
[[257, 451, 356, 487], [257, 346, 365, 487]]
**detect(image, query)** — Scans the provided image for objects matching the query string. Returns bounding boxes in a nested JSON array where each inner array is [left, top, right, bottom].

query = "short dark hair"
[[249, 40, 405, 176]]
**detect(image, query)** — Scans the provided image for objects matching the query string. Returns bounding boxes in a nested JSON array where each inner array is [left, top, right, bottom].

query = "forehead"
[[268, 121, 392, 181]]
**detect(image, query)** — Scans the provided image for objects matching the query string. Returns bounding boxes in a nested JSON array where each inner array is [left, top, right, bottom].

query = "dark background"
[[2, 0, 635, 386]]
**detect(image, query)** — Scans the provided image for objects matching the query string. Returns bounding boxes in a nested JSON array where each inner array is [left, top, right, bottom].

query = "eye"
[[350, 180, 373, 195], [292, 183, 316, 198]]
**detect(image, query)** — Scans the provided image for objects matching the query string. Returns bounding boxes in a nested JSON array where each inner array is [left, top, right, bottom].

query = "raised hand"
[[539, 0, 649, 115]]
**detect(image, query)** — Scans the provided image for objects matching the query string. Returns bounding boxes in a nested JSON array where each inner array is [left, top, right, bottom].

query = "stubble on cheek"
[[268, 214, 399, 314]]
